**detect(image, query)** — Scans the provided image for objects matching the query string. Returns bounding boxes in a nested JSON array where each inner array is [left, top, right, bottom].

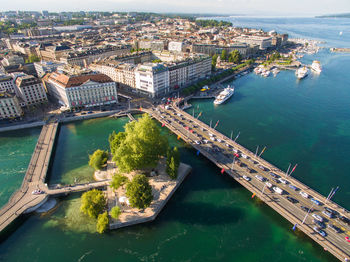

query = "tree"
[[110, 173, 128, 190], [211, 54, 218, 70], [166, 147, 180, 179], [89, 149, 108, 170], [229, 50, 242, 64], [110, 114, 168, 172], [109, 131, 126, 155], [80, 189, 106, 219], [25, 54, 40, 64], [110, 206, 121, 220], [221, 49, 227, 61], [126, 174, 153, 209], [96, 211, 109, 234]]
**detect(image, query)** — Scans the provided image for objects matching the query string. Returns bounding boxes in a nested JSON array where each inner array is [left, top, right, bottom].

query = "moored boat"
[[214, 86, 235, 105]]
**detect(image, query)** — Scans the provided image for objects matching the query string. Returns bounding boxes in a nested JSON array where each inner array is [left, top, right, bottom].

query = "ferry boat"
[[295, 66, 309, 80], [214, 86, 235, 105], [311, 60, 322, 73]]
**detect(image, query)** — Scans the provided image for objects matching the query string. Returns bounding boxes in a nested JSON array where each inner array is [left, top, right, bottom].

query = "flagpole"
[[210, 119, 212, 128], [234, 131, 240, 142], [255, 145, 259, 157], [230, 130, 233, 140], [258, 146, 266, 157], [302, 203, 315, 225], [285, 163, 291, 178], [288, 164, 298, 177]]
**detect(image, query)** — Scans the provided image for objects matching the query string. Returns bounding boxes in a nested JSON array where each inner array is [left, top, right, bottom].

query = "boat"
[[311, 60, 322, 73], [262, 70, 271, 77], [295, 66, 309, 79], [214, 86, 235, 105], [271, 68, 280, 77]]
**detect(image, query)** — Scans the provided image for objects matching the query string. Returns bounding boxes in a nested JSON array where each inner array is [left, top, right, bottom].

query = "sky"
[[1, 0, 350, 17]]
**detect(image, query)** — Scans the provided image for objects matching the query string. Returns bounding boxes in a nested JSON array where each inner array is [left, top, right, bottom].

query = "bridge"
[[0, 122, 111, 234], [142, 103, 350, 262]]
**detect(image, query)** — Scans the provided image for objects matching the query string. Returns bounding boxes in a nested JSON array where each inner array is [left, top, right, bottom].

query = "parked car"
[[286, 196, 298, 204], [243, 175, 251, 181]]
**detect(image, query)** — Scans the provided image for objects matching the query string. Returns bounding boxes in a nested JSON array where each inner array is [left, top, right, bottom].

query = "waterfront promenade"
[[143, 104, 350, 262]]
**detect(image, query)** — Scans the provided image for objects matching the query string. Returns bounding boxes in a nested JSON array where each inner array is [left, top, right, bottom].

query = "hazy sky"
[[1, 0, 350, 16]]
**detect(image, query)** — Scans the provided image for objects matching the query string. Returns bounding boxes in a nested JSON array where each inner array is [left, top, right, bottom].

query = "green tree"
[[166, 147, 180, 179], [221, 49, 227, 61], [109, 131, 126, 155], [80, 189, 106, 219], [229, 50, 242, 64], [110, 173, 128, 190], [96, 211, 109, 234], [89, 149, 108, 170], [110, 114, 168, 172], [110, 206, 121, 220], [126, 174, 153, 209], [211, 54, 218, 70], [25, 54, 40, 64]]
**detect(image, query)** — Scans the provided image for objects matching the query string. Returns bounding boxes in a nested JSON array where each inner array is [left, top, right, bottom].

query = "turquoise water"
[[1, 17, 350, 262], [0, 128, 41, 207]]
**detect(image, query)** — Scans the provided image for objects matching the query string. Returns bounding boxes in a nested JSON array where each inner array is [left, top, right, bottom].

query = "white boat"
[[262, 70, 271, 77], [311, 60, 322, 73], [271, 68, 280, 77], [214, 86, 235, 105], [295, 66, 309, 79]]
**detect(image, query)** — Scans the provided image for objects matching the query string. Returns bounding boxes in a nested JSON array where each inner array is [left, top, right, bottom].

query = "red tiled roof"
[[48, 73, 113, 88]]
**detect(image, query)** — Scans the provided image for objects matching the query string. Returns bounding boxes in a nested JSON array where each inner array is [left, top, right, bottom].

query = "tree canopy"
[[228, 50, 242, 64], [80, 189, 106, 219], [211, 54, 218, 70], [195, 19, 232, 27], [220, 49, 227, 61], [110, 206, 121, 220], [25, 54, 40, 64], [166, 147, 180, 179], [89, 149, 108, 170], [126, 174, 153, 209], [110, 173, 129, 190], [110, 114, 168, 172], [96, 211, 109, 234]]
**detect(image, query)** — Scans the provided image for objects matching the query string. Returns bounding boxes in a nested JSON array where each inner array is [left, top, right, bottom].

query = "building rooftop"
[[47, 72, 113, 88]]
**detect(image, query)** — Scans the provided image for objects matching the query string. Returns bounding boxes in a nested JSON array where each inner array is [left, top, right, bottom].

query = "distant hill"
[[316, 13, 350, 18]]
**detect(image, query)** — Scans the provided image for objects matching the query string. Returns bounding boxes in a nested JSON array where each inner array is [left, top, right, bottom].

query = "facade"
[[192, 43, 256, 58], [0, 74, 16, 93], [15, 74, 48, 106], [1, 55, 24, 66], [235, 36, 273, 50], [44, 72, 118, 109], [60, 45, 131, 67], [0, 92, 23, 119], [135, 63, 169, 97], [168, 41, 184, 53], [34, 61, 65, 77]]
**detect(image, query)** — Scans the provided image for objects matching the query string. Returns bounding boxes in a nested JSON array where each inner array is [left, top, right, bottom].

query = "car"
[[269, 172, 279, 178], [203, 139, 209, 144], [273, 186, 283, 194], [232, 149, 239, 153], [81, 112, 86, 115], [300, 206, 313, 213], [288, 184, 299, 191], [322, 210, 335, 219], [194, 140, 201, 145], [324, 207, 338, 216], [217, 138, 222, 143], [272, 178, 280, 183], [243, 175, 251, 181], [32, 189, 44, 195], [311, 198, 322, 206], [255, 175, 266, 182], [313, 227, 327, 237], [265, 182, 273, 188], [225, 143, 231, 148], [238, 162, 246, 167], [339, 216, 350, 225], [210, 137, 215, 141], [312, 214, 324, 222], [87, 111, 93, 114], [313, 220, 326, 228], [286, 196, 298, 204], [278, 178, 289, 184], [300, 191, 309, 198], [208, 132, 214, 137], [248, 159, 257, 164], [327, 224, 341, 233]]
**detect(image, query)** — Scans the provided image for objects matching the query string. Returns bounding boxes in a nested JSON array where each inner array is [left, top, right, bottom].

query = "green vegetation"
[[110, 173, 129, 190], [80, 189, 106, 219], [130, 48, 148, 53], [152, 59, 162, 63], [166, 147, 180, 179], [96, 211, 109, 234], [195, 19, 232, 27], [25, 54, 40, 64], [110, 206, 121, 220], [0, 21, 37, 35], [220, 49, 227, 61], [228, 50, 242, 64], [88, 149, 108, 171], [109, 114, 168, 172], [181, 59, 254, 96], [126, 174, 153, 209], [211, 54, 218, 70]]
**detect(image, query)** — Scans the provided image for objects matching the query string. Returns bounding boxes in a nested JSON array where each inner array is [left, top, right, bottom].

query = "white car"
[[241, 153, 248, 159], [243, 175, 251, 181], [278, 178, 289, 184], [300, 191, 309, 198], [217, 138, 222, 143], [194, 140, 200, 145], [255, 175, 266, 182], [312, 214, 324, 222], [273, 186, 283, 194], [203, 139, 209, 144], [210, 137, 215, 141], [265, 182, 273, 188]]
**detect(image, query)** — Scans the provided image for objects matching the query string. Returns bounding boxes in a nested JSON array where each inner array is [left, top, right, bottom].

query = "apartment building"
[[44, 72, 118, 109], [15, 74, 47, 106], [34, 61, 65, 77], [60, 45, 131, 67], [135, 63, 169, 97], [0, 92, 23, 119], [235, 36, 273, 50], [0, 74, 16, 93]]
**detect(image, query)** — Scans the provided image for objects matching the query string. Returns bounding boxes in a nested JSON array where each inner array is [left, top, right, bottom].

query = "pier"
[[143, 103, 350, 262]]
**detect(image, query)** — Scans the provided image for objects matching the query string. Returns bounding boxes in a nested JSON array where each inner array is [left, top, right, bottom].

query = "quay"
[[142, 103, 350, 262]]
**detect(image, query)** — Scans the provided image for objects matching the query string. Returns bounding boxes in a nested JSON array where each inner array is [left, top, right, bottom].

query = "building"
[[0, 92, 23, 119], [0, 74, 16, 93], [34, 61, 65, 78], [168, 41, 184, 53], [44, 72, 118, 109], [1, 55, 24, 67], [135, 63, 169, 97], [37, 44, 71, 61], [235, 36, 273, 50], [15, 74, 47, 106], [60, 45, 131, 67], [192, 43, 257, 58]]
